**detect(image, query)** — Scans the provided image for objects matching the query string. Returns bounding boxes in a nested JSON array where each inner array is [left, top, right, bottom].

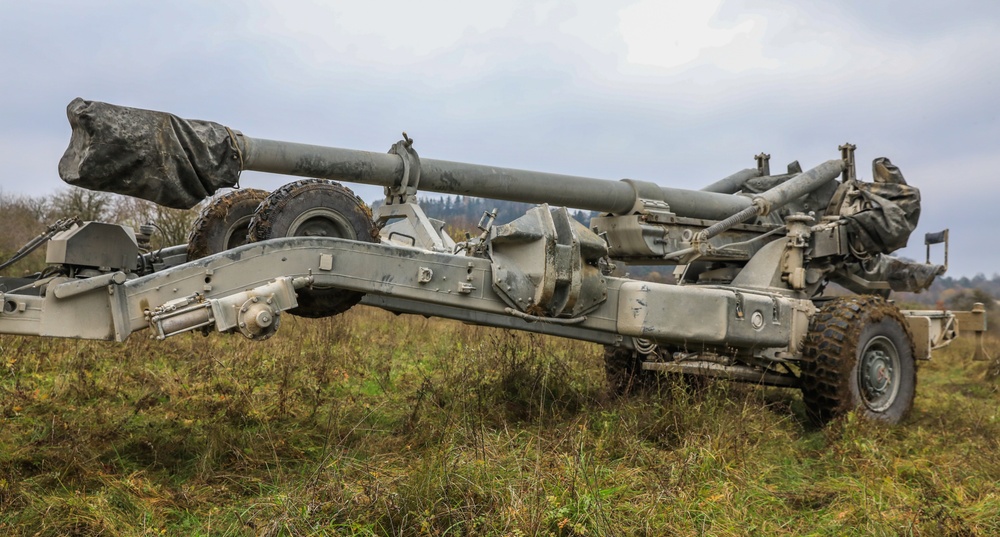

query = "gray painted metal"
[[700, 168, 761, 194], [642, 361, 800, 388], [753, 160, 845, 215], [0, 235, 811, 353], [489, 205, 609, 317], [46, 222, 138, 271], [697, 159, 845, 242], [239, 136, 754, 220]]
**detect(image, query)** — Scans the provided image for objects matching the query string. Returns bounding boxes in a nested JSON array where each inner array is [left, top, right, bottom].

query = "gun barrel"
[[700, 168, 761, 194], [241, 136, 756, 220], [58, 99, 840, 220]]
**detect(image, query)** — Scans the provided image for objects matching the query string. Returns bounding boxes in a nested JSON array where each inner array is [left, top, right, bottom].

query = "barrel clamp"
[[374, 134, 456, 253], [621, 178, 671, 216], [386, 132, 421, 204]]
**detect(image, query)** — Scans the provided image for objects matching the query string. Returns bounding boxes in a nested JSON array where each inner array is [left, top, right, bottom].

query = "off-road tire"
[[248, 179, 377, 318], [186, 188, 270, 260], [800, 295, 916, 426], [604, 345, 655, 397]]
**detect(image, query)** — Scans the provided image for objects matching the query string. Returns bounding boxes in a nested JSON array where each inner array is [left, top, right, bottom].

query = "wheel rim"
[[286, 208, 358, 239], [223, 215, 254, 250], [858, 335, 901, 412]]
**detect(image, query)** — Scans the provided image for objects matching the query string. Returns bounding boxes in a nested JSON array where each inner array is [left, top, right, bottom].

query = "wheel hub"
[[858, 335, 900, 412], [247, 179, 377, 318], [287, 208, 356, 239], [223, 215, 254, 249]]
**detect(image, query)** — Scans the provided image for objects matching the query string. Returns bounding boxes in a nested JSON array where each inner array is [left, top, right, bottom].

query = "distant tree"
[[946, 288, 997, 313], [110, 195, 197, 249], [0, 192, 49, 274], [48, 187, 111, 221]]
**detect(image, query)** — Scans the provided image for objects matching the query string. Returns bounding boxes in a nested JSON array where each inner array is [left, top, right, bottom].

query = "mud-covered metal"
[[488, 205, 608, 318], [57, 100, 759, 219]]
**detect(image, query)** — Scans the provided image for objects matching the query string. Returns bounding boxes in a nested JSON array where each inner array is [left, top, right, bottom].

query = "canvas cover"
[[58, 98, 242, 210], [882, 255, 946, 293], [833, 157, 921, 256]]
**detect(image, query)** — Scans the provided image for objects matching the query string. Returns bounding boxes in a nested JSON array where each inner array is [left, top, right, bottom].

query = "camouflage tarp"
[[58, 98, 242, 210], [834, 157, 921, 256], [882, 256, 946, 293]]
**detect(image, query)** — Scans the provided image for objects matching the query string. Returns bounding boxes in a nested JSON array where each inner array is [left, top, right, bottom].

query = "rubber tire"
[[800, 295, 916, 426], [248, 179, 377, 318], [604, 346, 656, 397], [186, 189, 270, 260]]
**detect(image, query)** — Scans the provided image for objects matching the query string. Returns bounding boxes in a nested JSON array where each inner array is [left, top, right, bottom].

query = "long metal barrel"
[[700, 168, 761, 194], [59, 99, 842, 220], [754, 159, 845, 215], [696, 159, 846, 241], [239, 136, 757, 220]]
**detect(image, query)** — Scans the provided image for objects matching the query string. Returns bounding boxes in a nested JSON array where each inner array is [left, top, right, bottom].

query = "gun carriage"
[[0, 99, 988, 425]]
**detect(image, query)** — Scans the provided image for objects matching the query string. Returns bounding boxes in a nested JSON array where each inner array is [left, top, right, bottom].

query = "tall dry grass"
[[0, 307, 998, 535]]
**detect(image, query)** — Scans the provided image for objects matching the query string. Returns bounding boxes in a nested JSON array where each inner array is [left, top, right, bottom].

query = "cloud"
[[0, 0, 998, 275], [619, 0, 775, 72]]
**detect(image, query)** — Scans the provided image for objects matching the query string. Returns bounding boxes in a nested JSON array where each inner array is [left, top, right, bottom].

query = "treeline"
[[411, 195, 596, 237], [897, 273, 1000, 312]]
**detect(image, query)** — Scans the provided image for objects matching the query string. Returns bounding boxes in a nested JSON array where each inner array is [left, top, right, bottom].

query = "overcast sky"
[[1, 0, 997, 277]]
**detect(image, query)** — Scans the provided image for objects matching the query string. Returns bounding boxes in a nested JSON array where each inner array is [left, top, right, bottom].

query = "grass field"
[[1, 306, 998, 536]]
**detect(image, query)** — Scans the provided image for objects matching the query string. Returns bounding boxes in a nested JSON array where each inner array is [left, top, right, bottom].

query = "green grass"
[[1, 307, 998, 536]]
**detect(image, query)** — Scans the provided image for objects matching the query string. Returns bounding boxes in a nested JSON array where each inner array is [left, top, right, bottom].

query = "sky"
[[1, 0, 997, 277]]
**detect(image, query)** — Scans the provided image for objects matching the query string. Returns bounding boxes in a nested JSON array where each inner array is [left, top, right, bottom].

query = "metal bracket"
[[621, 179, 672, 216], [839, 143, 857, 183], [489, 205, 609, 318], [755, 153, 770, 176], [375, 201, 456, 253], [925, 229, 949, 270], [385, 132, 420, 204], [374, 133, 458, 253]]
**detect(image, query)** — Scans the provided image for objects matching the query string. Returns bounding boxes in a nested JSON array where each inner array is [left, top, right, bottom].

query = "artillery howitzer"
[[0, 99, 989, 425]]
